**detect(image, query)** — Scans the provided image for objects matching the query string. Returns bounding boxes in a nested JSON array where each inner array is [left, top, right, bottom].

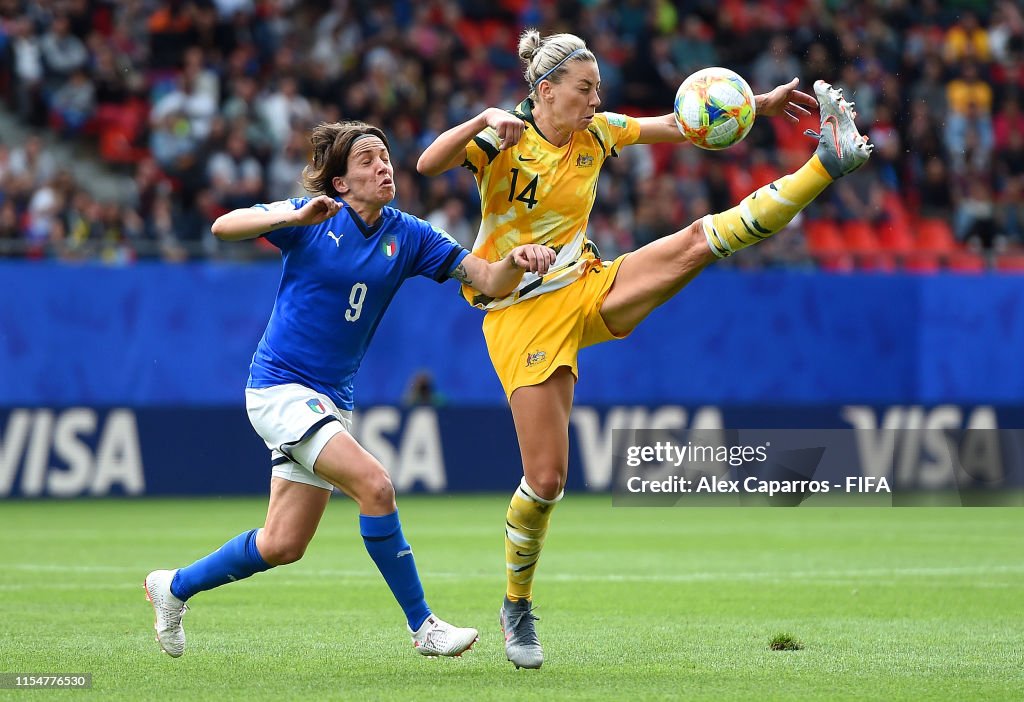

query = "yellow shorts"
[[482, 255, 630, 399]]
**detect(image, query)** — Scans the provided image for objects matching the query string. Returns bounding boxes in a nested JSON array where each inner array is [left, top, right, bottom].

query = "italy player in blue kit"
[[144, 121, 555, 659]]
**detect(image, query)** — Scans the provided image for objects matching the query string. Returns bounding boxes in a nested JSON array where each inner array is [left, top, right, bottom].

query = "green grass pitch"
[[2, 496, 1022, 701]]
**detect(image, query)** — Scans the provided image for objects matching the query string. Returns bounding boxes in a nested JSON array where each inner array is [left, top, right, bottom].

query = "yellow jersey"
[[461, 98, 641, 309]]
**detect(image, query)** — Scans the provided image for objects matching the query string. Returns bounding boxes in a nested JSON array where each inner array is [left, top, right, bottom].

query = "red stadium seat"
[[882, 192, 912, 232], [877, 222, 916, 256], [857, 252, 897, 272], [916, 219, 958, 255], [946, 250, 987, 273], [805, 219, 843, 253], [805, 219, 854, 271], [96, 100, 149, 165], [902, 252, 941, 273], [840, 220, 891, 270], [994, 253, 1024, 272], [841, 220, 882, 254]]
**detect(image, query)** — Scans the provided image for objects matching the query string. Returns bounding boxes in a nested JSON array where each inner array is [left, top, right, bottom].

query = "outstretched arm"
[[451, 245, 556, 299], [211, 195, 341, 241], [635, 77, 817, 145], [417, 108, 527, 176], [754, 77, 817, 122]]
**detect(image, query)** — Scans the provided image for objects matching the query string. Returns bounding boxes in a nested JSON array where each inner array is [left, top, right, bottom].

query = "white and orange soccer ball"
[[673, 67, 756, 150]]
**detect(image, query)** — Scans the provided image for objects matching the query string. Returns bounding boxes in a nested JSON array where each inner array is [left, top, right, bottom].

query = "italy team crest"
[[381, 236, 398, 258], [306, 398, 326, 414]]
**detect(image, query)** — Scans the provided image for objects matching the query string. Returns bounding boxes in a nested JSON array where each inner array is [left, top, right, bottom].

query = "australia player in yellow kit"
[[418, 29, 873, 670]]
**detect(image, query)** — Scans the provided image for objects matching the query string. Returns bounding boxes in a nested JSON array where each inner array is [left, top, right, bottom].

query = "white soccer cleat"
[[409, 614, 479, 657], [806, 80, 873, 180], [144, 569, 188, 657]]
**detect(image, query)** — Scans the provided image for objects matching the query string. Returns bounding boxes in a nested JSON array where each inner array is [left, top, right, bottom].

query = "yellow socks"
[[505, 477, 562, 601], [703, 155, 833, 258]]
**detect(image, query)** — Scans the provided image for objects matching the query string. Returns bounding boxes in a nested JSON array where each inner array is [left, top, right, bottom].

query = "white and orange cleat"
[[144, 569, 188, 657], [409, 614, 478, 657]]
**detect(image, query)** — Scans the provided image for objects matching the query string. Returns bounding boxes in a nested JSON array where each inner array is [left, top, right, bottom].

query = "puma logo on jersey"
[[326, 230, 343, 247]]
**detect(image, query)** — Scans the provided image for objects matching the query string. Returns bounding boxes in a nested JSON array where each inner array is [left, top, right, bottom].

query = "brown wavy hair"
[[301, 121, 390, 196]]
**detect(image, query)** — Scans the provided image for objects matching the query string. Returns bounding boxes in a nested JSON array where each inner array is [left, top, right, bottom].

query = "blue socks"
[[170, 529, 272, 601], [360, 511, 431, 631], [167, 515, 431, 632]]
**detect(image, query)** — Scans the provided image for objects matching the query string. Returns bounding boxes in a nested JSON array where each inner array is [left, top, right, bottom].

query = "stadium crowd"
[[0, 0, 1019, 270]]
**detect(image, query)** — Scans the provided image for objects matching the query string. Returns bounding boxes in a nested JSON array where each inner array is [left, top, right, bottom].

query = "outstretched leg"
[[601, 80, 872, 335]]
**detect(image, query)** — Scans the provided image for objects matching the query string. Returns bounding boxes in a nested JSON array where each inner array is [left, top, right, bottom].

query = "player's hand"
[[294, 195, 341, 226], [484, 107, 526, 150], [755, 78, 816, 123], [508, 244, 556, 274]]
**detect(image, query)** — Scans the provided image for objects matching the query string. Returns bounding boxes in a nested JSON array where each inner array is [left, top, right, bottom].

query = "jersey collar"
[[339, 199, 389, 239], [514, 98, 548, 142]]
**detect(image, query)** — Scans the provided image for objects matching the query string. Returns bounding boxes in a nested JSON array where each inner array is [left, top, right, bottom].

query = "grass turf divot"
[[769, 633, 804, 651]]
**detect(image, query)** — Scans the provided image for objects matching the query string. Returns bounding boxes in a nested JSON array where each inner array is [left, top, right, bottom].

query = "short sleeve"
[[252, 197, 308, 249], [592, 112, 642, 156], [410, 217, 470, 283], [462, 127, 502, 177]]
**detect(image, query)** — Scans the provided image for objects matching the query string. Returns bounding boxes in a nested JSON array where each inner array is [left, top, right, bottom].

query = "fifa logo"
[[526, 350, 547, 367]]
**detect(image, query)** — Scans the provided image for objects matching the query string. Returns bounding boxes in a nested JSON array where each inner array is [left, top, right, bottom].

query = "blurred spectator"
[[944, 11, 990, 65], [9, 16, 45, 124], [909, 56, 948, 115], [8, 136, 56, 191], [988, 1, 1024, 65], [918, 157, 956, 222], [0, 200, 20, 255], [150, 71, 217, 145], [947, 102, 994, 175], [50, 67, 95, 136], [670, 17, 718, 78], [40, 14, 87, 89], [147, 0, 197, 70], [993, 97, 1024, 151], [427, 197, 475, 250], [206, 131, 264, 211], [955, 170, 1000, 250], [996, 129, 1024, 241], [266, 128, 308, 202], [831, 160, 887, 224], [402, 371, 445, 407], [947, 61, 993, 116], [221, 75, 275, 158], [0, 1, 1013, 269], [260, 75, 313, 148], [147, 192, 189, 262], [752, 35, 802, 92]]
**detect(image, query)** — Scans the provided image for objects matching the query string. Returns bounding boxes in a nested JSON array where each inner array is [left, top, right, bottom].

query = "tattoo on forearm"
[[270, 220, 288, 229], [451, 262, 473, 284]]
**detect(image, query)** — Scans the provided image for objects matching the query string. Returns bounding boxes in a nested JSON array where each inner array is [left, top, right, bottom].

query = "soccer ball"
[[673, 67, 756, 150]]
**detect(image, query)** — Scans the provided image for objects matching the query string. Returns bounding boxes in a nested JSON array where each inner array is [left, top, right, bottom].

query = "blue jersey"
[[246, 197, 469, 410]]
